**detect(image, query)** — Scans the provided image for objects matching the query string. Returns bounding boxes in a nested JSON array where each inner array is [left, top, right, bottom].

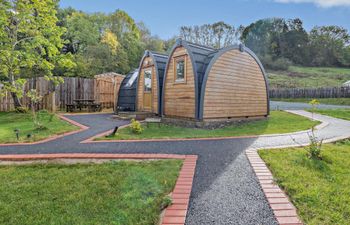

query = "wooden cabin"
[[162, 38, 269, 124], [136, 51, 168, 115]]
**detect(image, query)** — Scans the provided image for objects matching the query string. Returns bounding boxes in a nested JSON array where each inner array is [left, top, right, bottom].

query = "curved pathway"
[[1, 108, 350, 225]]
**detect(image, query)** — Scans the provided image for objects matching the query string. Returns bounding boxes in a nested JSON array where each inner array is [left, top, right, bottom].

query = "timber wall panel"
[[163, 47, 196, 118], [203, 49, 268, 119]]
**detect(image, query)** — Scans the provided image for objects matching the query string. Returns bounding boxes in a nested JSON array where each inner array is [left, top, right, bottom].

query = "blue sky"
[[59, 0, 350, 39]]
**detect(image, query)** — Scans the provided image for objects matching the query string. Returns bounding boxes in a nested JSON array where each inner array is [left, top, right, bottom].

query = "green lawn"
[[99, 111, 319, 141], [0, 159, 182, 225], [259, 140, 350, 225], [271, 98, 350, 106], [0, 111, 78, 143], [268, 66, 350, 88], [307, 108, 350, 121]]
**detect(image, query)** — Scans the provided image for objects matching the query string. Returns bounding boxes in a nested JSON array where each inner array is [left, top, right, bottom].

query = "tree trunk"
[[11, 92, 22, 108]]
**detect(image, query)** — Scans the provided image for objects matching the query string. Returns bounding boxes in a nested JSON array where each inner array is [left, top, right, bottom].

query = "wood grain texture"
[[163, 47, 196, 118], [136, 56, 159, 114], [203, 49, 268, 119]]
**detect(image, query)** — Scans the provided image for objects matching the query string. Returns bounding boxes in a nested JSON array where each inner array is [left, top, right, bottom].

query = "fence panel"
[[0, 77, 96, 112]]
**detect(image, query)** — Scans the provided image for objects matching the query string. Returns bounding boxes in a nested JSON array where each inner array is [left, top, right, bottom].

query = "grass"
[[259, 140, 350, 225], [307, 108, 350, 121], [268, 66, 350, 88], [99, 111, 319, 141], [0, 159, 182, 225], [271, 98, 350, 106], [0, 111, 78, 143]]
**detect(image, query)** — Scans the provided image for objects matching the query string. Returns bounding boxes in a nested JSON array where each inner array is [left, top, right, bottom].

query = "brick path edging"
[[0, 114, 88, 147], [246, 150, 303, 225], [0, 153, 197, 225]]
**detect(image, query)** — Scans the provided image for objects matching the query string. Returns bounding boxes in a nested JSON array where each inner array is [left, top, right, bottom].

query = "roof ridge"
[[185, 41, 218, 51], [149, 51, 169, 58]]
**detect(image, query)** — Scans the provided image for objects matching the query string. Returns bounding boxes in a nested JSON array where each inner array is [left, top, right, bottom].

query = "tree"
[[180, 21, 240, 48], [137, 21, 165, 53], [107, 10, 143, 73], [65, 11, 100, 54], [309, 26, 350, 66], [0, 0, 74, 108]]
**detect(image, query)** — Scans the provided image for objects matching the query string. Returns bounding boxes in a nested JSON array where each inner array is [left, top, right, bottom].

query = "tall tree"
[[180, 21, 240, 48], [309, 26, 350, 66], [0, 0, 74, 108]]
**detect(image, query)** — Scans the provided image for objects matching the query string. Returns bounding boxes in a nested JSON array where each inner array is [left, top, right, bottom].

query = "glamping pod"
[[116, 69, 138, 112], [136, 51, 168, 115], [162, 38, 269, 125]]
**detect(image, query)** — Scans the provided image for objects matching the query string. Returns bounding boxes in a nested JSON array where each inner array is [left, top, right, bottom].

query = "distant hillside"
[[268, 66, 350, 88]]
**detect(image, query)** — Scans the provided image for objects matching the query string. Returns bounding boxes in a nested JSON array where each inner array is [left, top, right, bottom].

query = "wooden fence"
[[0, 75, 124, 112], [269, 87, 350, 99]]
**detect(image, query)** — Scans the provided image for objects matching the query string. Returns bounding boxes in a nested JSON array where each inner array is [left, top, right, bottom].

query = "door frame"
[[143, 68, 153, 111]]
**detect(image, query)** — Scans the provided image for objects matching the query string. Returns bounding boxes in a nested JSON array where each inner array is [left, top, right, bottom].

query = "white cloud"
[[274, 0, 350, 7]]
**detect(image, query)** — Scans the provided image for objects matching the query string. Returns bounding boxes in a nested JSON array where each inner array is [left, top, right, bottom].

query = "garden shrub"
[[306, 129, 323, 159], [130, 119, 143, 134]]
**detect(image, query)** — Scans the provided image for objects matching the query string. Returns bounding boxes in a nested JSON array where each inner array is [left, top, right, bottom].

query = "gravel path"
[[1, 108, 350, 225]]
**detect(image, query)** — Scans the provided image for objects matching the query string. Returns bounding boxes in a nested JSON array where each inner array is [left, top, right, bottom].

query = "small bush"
[[306, 129, 323, 159], [130, 119, 143, 134], [14, 107, 29, 113], [261, 55, 292, 71]]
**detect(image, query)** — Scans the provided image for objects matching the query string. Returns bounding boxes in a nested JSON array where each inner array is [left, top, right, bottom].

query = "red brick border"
[[246, 150, 303, 225], [0, 153, 197, 225], [0, 114, 88, 147]]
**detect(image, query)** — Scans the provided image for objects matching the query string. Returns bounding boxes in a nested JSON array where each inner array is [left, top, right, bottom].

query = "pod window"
[[144, 70, 152, 92], [174, 56, 186, 83]]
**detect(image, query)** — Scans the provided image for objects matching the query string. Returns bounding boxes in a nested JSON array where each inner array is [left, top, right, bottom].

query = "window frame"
[[173, 55, 187, 84], [143, 69, 152, 93]]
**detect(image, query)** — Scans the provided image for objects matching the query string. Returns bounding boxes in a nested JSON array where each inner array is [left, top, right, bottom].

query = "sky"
[[59, 0, 350, 39]]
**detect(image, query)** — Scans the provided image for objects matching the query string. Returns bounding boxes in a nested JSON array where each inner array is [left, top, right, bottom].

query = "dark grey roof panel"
[[117, 69, 138, 112]]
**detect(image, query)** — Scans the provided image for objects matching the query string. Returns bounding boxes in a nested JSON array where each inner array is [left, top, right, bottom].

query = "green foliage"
[[0, 0, 74, 107], [180, 21, 241, 48], [306, 108, 350, 121], [241, 18, 350, 68], [0, 160, 182, 225], [306, 129, 323, 159], [259, 141, 350, 224], [268, 66, 350, 88], [260, 55, 291, 70], [130, 119, 143, 134], [160, 196, 173, 210]]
